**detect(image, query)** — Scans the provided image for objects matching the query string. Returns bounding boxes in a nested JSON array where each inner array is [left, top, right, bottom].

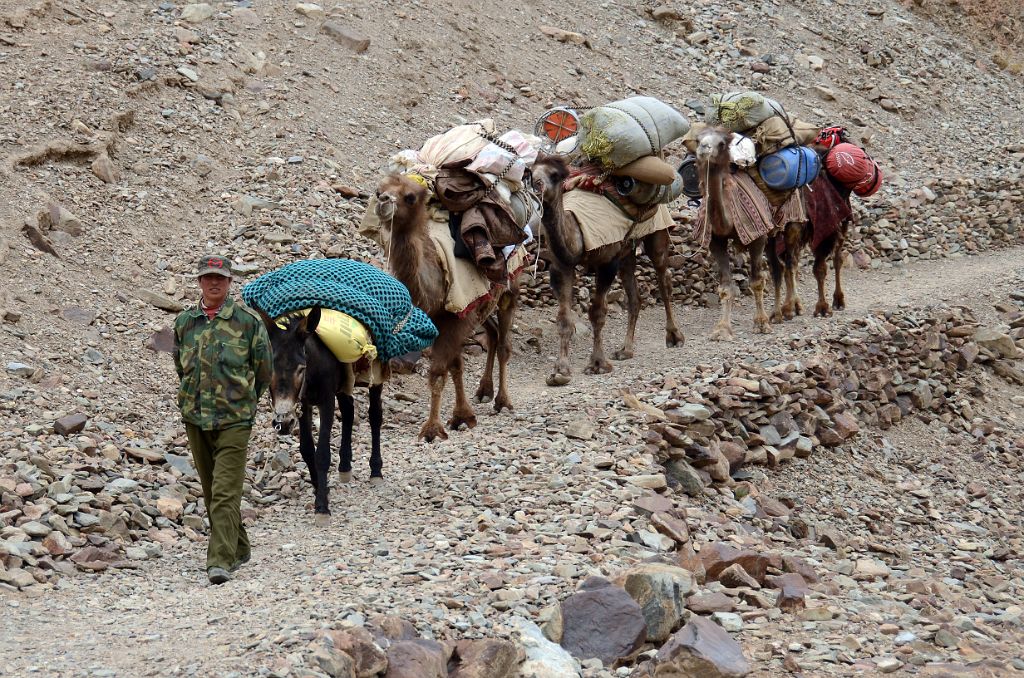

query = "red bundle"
[[824, 143, 882, 197], [814, 126, 849, 150]]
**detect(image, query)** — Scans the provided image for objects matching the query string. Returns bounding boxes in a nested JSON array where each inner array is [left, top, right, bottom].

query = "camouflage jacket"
[[173, 297, 273, 430]]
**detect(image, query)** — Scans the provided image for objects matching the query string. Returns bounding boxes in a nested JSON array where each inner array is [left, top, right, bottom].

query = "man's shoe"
[[229, 553, 251, 573], [208, 567, 232, 584]]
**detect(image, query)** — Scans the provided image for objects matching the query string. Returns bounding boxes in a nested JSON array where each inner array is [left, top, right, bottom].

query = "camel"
[[766, 173, 854, 321], [694, 127, 773, 340], [529, 154, 684, 386], [373, 174, 518, 442]]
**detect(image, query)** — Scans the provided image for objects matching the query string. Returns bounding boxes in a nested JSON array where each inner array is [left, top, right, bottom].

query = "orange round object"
[[538, 108, 579, 142]]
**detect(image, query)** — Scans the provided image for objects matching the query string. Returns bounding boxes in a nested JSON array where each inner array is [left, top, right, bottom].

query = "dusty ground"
[[2, 245, 1022, 677]]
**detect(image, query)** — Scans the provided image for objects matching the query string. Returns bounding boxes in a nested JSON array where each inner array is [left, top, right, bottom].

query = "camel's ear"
[[300, 307, 322, 337]]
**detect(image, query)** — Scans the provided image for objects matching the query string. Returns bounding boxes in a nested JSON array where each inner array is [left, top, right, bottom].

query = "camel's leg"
[[493, 288, 517, 413], [832, 227, 846, 311], [547, 266, 576, 386], [337, 393, 354, 483], [782, 223, 804, 320], [420, 356, 449, 442], [644, 230, 684, 347], [447, 352, 477, 431], [474, 317, 497, 403], [367, 384, 383, 484], [584, 261, 617, 375], [749, 237, 772, 334], [766, 233, 786, 324], [812, 240, 831, 317], [612, 249, 640, 361], [709, 236, 736, 341]]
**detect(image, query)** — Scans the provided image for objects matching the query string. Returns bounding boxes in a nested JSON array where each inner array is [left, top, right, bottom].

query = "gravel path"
[[3, 246, 1022, 677]]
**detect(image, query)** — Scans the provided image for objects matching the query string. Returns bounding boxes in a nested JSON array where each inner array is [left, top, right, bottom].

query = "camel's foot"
[[710, 323, 735, 342], [546, 370, 572, 387], [832, 292, 846, 311], [794, 298, 804, 316], [369, 476, 384, 487], [611, 348, 634, 361], [313, 513, 331, 528], [473, 382, 494, 404], [447, 412, 477, 431], [493, 392, 513, 414], [814, 301, 832, 318], [754, 314, 773, 334], [666, 328, 685, 348], [419, 420, 449, 442], [584, 358, 613, 375], [771, 309, 785, 324], [781, 302, 796, 321], [338, 471, 352, 484]]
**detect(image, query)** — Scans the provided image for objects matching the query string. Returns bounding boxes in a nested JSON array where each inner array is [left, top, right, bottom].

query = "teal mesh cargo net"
[[242, 259, 437, 361]]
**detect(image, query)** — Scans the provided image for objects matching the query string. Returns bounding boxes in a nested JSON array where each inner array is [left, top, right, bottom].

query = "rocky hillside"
[[1, 1, 1023, 677]]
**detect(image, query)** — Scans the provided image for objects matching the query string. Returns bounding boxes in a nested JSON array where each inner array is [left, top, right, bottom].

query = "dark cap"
[[196, 255, 233, 278]]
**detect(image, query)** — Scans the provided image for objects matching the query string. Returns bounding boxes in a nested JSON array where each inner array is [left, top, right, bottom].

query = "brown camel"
[[694, 127, 772, 340], [529, 154, 684, 386], [373, 174, 518, 442], [766, 173, 854, 321]]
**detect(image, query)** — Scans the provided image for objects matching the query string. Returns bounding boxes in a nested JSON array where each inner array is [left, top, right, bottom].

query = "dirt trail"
[[3, 246, 1022, 676]]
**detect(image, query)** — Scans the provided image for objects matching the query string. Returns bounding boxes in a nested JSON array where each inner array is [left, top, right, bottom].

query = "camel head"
[[695, 127, 734, 169], [374, 174, 428, 225], [529, 152, 570, 204]]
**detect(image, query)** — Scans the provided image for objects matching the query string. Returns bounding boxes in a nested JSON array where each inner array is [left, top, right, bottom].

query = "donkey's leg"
[[644, 230, 684, 347], [766, 234, 786, 324], [812, 238, 832, 317], [584, 261, 617, 375], [337, 393, 354, 483], [612, 249, 640, 361], [313, 398, 335, 525], [749, 236, 772, 334], [447, 352, 477, 431], [709, 236, 736, 341], [368, 384, 384, 485], [493, 286, 517, 413], [298, 405, 318, 489], [474, 317, 498, 404], [832, 227, 847, 311], [547, 265, 577, 386]]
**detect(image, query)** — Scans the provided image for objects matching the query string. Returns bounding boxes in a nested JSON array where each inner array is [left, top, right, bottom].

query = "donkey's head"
[[256, 306, 321, 435]]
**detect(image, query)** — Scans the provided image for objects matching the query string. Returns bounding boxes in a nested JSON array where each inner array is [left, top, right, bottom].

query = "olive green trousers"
[[184, 424, 252, 572]]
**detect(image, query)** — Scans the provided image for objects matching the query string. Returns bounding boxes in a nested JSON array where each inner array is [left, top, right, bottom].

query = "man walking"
[[173, 255, 273, 584]]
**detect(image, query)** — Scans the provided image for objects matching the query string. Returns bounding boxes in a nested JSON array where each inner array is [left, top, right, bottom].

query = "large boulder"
[[699, 543, 780, 585], [384, 639, 448, 678], [449, 639, 519, 678], [651, 617, 751, 677], [510, 617, 582, 678], [618, 563, 696, 641], [324, 628, 388, 677], [558, 578, 648, 666]]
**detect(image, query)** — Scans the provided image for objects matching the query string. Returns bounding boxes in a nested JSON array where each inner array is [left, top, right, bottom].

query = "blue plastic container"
[[758, 146, 821, 191]]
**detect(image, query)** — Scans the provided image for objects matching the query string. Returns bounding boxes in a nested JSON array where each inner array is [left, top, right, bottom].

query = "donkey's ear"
[[254, 305, 278, 334], [301, 307, 322, 336]]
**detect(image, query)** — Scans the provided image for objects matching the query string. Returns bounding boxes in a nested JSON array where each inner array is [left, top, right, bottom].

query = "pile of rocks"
[[0, 417, 209, 589], [634, 305, 1022, 493]]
